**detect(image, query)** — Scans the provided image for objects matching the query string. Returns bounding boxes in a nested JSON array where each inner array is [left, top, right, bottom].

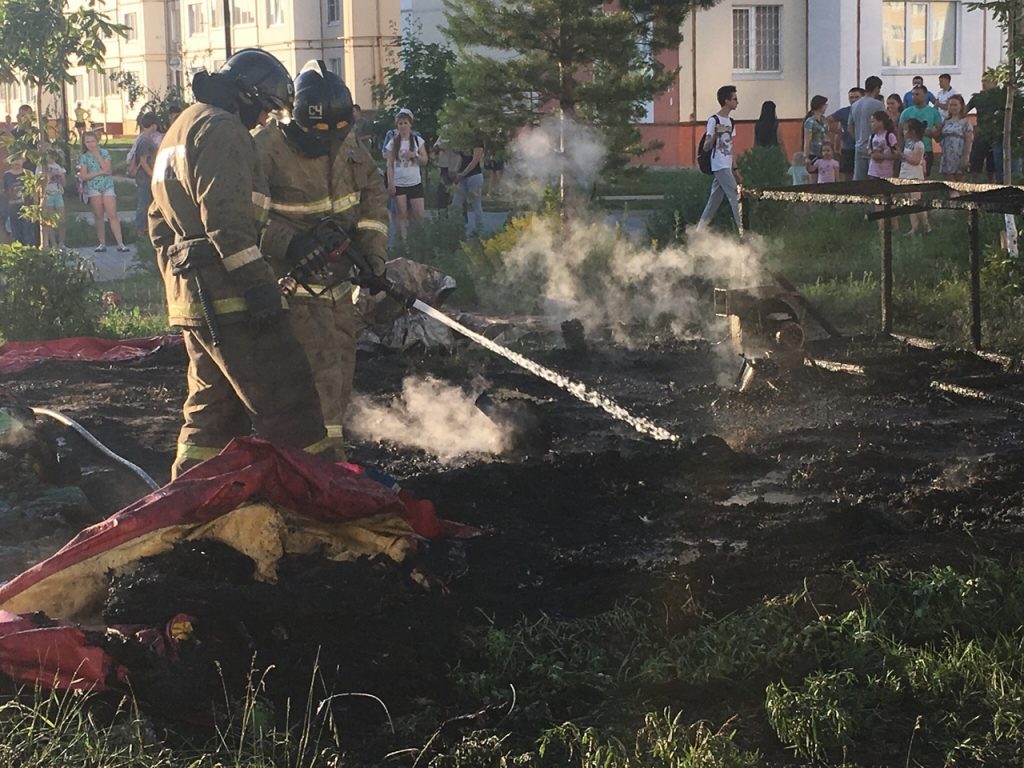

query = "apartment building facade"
[[402, 0, 1006, 167], [648, 0, 1005, 166], [0, 0, 399, 134]]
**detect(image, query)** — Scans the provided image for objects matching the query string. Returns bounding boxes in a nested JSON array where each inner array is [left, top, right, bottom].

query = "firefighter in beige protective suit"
[[149, 49, 330, 478], [253, 61, 389, 458]]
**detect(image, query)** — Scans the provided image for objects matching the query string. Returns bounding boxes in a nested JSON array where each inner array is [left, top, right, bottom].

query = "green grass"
[[437, 559, 1024, 767], [6, 560, 1024, 767], [594, 168, 692, 198]]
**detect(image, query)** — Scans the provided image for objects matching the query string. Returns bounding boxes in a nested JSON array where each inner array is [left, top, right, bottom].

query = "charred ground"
[[4, 330, 1024, 764]]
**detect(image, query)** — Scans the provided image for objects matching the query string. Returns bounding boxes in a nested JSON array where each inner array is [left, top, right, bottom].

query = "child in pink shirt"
[[808, 143, 840, 183], [867, 110, 898, 179]]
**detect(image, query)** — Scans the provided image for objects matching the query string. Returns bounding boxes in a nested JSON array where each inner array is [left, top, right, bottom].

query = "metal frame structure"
[[738, 178, 1024, 350]]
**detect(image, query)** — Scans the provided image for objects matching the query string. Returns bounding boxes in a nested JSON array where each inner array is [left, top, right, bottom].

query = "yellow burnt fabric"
[[0, 503, 414, 624]]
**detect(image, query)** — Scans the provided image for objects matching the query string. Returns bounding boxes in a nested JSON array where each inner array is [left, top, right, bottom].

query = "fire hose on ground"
[[30, 407, 160, 491]]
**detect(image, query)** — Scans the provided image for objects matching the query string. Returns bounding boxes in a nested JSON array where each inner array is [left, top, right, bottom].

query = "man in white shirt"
[[697, 84, 743, 231], [935, 73, 959, 118]]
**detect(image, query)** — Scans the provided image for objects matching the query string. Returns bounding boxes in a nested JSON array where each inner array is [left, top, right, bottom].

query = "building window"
[[326, 0, 339, 25], [266, 0, 284, 26], [327, 57, 343, 77], [234, 1, 256, 25], [123, 12, 137, 40], [883, 1, 957, 68], [732, 5, 781, 72], [88, 70, 108, 99], [187, 3, 205, 35], [211, 0, 223, 28]]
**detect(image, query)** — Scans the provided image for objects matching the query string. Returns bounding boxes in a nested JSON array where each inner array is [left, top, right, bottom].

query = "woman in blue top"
[[78, 131, 127, 252]]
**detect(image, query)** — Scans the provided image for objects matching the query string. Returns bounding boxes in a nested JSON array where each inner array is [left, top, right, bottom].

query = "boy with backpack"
[[696, 85, 743, 232]]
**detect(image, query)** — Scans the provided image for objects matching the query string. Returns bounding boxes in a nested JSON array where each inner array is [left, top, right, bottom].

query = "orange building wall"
[[639, 119, 806, 168]]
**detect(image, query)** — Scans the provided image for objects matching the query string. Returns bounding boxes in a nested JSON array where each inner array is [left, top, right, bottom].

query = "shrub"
[[0, 244, 99, 341], [646, 171, 727, 245], [392, 213, 480, 306], [96, 306, 170, 339], [735, 145, 788, 189]]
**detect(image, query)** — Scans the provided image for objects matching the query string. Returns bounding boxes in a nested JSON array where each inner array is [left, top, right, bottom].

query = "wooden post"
[[969, 208, 982, 349], [881, 197, 893, 334]]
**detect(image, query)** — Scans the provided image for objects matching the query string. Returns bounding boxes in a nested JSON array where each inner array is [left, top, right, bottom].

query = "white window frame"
[[211, 0, 223, 28], [266, 0, 284, 27], [233, 0, 255, 25], [732, 5, 782, 77], [187, 3, 205, 36], [326, 57, 343, 77], [881, 1, 960, 73], [123, 12, 137, 41], [326, 0, 340, 25]]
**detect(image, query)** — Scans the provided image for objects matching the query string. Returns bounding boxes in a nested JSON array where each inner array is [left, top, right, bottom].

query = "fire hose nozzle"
[[278, 276, 299, 297]]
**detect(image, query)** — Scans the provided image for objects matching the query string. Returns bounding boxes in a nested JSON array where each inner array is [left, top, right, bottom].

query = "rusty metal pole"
[[969, 208, 982, 349], [881, 197, 893, 334]]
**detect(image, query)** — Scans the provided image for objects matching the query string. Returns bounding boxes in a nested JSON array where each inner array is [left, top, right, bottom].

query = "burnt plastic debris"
[[560, 319, 587, 354], [475, 389, 553, 455]]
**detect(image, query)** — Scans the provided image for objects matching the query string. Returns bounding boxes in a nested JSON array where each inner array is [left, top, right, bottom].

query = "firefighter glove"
[[286, 231, 330, 276], [244, 283, 285, 326], [353, 270, 391, 297]]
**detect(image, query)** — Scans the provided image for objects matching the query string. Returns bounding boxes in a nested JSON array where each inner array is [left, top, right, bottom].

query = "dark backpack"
[[697, 115, 724, 175]]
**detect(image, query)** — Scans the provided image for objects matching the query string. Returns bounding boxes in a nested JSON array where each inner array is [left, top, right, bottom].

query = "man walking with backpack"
[[696, 85, 742, 232]]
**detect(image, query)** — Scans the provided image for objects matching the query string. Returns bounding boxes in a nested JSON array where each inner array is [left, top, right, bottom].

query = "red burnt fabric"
[[0, 335, 182, 375], [0, 437, 450, 609], [0, 612, 115, 690], [0, 438, 466, 692]]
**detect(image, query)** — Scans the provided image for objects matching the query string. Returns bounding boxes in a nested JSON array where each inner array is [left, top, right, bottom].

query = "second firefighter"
[[253, 61, 390, 458]]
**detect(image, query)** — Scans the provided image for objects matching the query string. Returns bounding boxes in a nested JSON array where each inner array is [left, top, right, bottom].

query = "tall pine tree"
[[439, 0, 718, 171]]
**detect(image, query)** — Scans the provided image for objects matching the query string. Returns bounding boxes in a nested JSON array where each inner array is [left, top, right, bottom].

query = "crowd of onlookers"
[[0, 103, 182, 252], [372, 106, 490, 240], [2, 99, 496, 252], [698, 73, 1011, 235]]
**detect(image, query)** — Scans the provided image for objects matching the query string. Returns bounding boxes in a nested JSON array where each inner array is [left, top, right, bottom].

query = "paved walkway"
[[73, 245, 139, 282]]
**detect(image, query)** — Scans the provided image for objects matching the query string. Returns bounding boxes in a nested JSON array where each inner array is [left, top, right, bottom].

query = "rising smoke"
[[502, 115, 608, 205], [492, 115, 767, 344], [347, 376, 511, 461]]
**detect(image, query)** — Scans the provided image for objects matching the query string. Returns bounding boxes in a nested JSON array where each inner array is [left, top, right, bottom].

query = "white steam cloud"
[[347, 376, 511, 461], [503, 115, 608, 203], [492, 217, 767, 345]]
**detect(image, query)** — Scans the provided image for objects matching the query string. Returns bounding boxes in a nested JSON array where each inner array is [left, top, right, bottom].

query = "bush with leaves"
[[0, 244, 98, 341], [735, 145, 788, 189]]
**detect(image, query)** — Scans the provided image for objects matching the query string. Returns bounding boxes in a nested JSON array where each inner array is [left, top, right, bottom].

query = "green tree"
[[0, 0, 125, 241], [440, 0, 719, 170], [371, 22, 456, 148], [967, 1, 1024, 255]]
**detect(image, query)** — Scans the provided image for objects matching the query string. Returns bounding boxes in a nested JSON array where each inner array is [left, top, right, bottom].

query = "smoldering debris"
[[489, 216, 767, 346], [348, 376, 513, 461]]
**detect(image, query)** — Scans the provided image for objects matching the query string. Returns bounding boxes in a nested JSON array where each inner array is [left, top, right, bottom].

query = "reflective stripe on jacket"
[[253, 120, 389, 302], [150, 102, 277, 326]]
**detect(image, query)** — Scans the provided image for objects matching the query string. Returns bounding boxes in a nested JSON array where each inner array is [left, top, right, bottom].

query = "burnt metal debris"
[[739, 178, 1024, 350]]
